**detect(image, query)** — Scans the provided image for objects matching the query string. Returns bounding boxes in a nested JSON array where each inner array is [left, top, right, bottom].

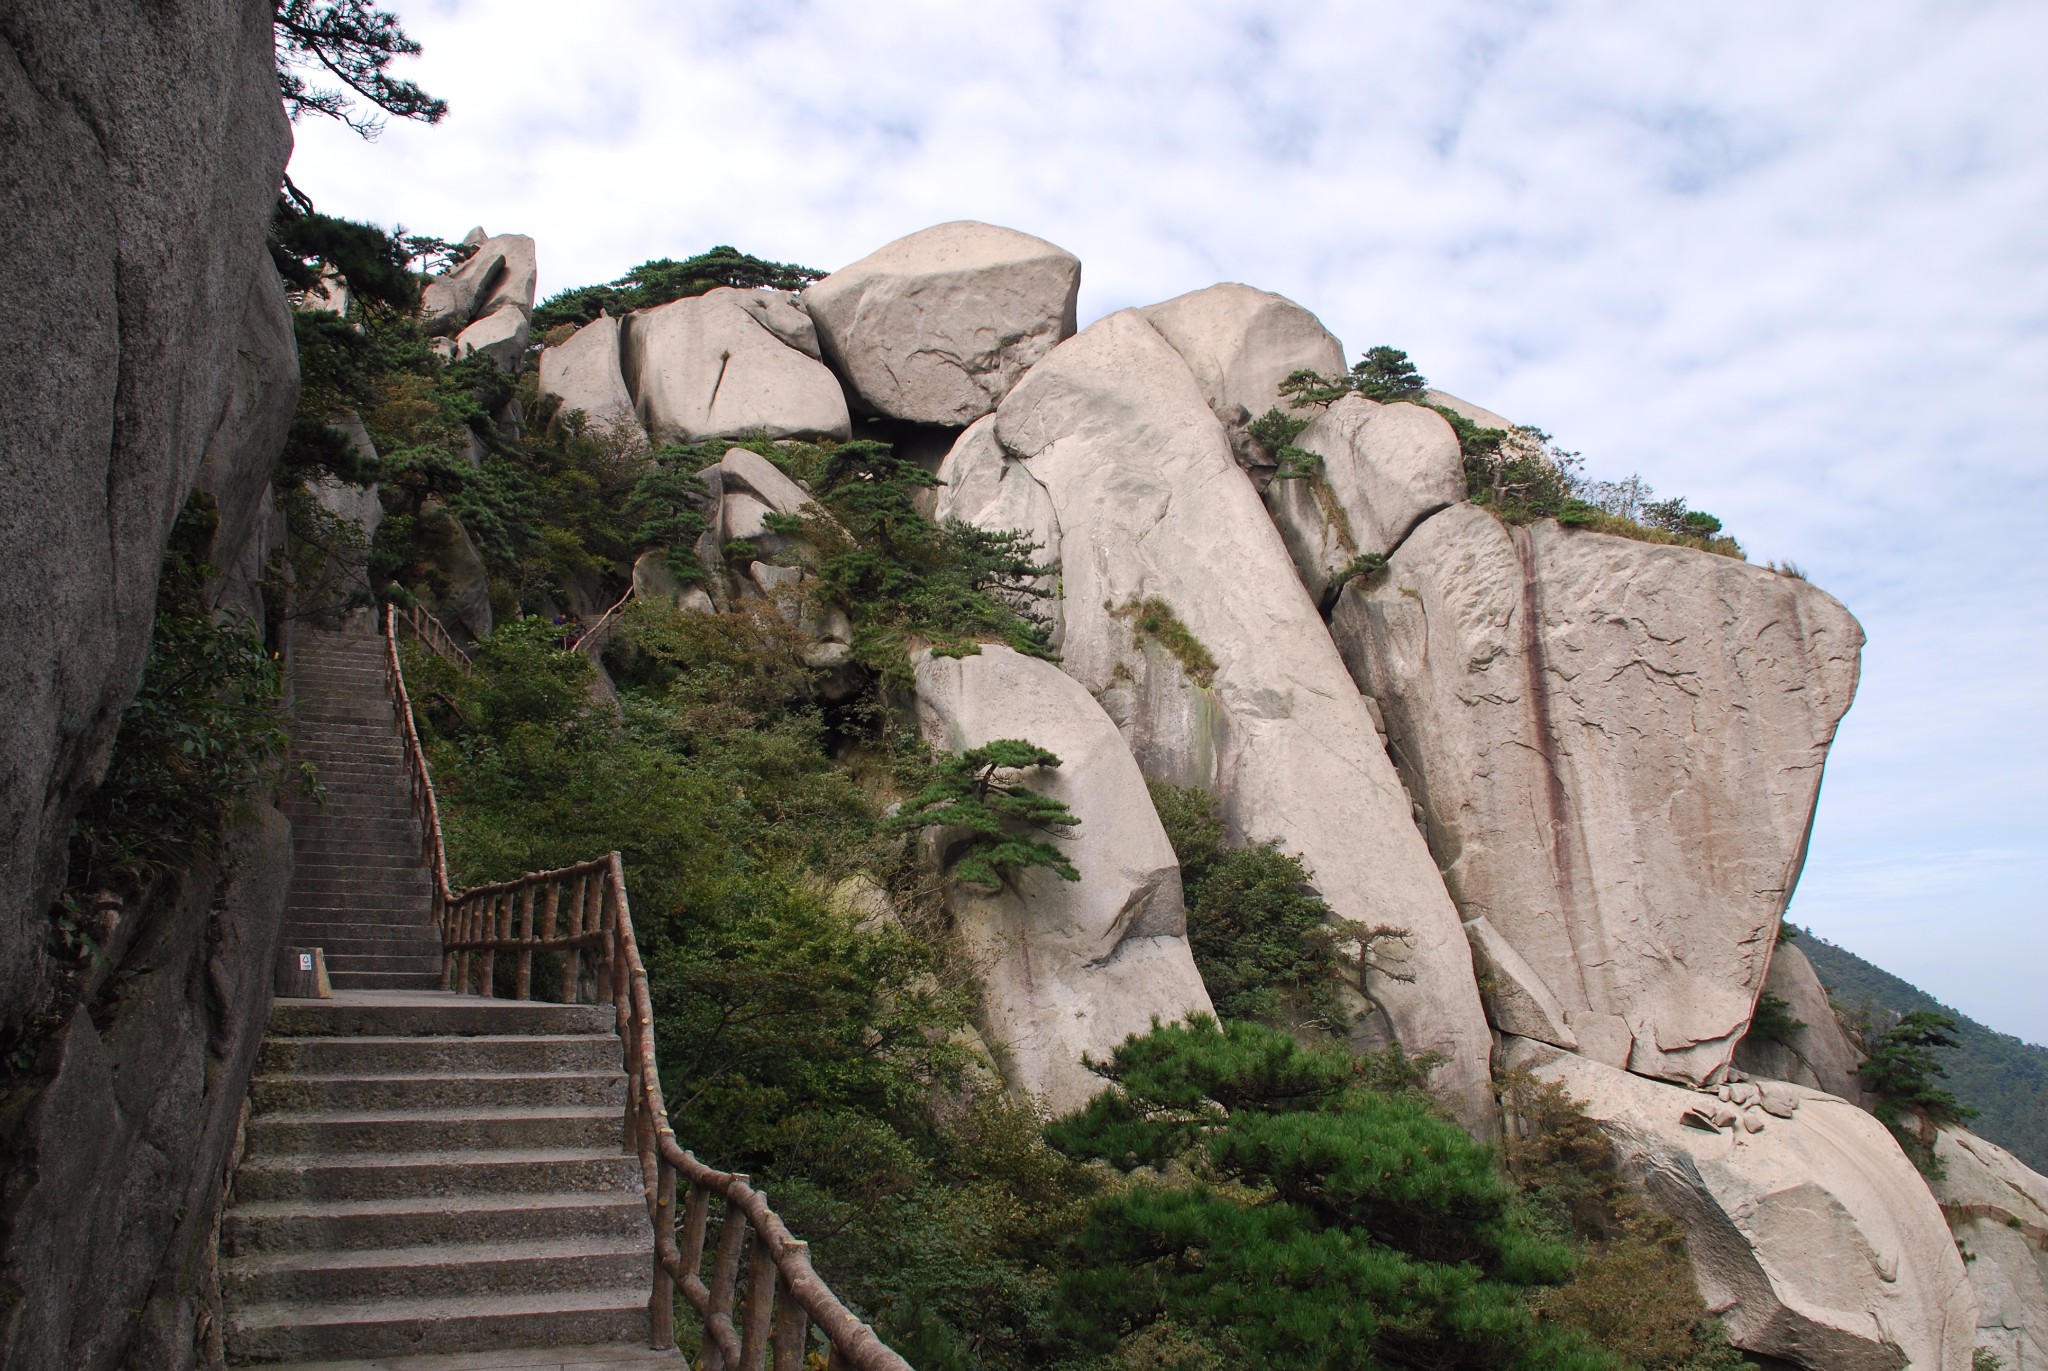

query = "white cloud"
[[289, 0, 2048, 1041]]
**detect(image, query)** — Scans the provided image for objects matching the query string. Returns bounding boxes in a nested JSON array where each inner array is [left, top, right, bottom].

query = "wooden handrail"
[[381, 605, 910, 1371], [573, 587, 635, 658]]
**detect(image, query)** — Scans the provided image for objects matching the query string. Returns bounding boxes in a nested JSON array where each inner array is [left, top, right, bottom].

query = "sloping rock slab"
[[538, 312, 639, 433], [1334, 503, 1864, 1086], [1931, 1127, 2048, 1371], [806, 221, 1080, 425], [623, 288, 850, 443], [1510, 1040, 1977, 1371], [981, 309, 1496, 1132], [1140, 281, 1344, 429], [914, 646, 1213, 1114]]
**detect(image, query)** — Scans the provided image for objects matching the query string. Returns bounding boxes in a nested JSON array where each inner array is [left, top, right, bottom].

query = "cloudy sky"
[[291, 0, 2048, 1043]]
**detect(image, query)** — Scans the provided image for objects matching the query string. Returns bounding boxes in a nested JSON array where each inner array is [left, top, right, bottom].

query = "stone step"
[[259, 1034, 618, 1077], [225, 1286, 648, 1362], [283, 938, 441, 962], [220, 1233, 647, 1305], [253, 1070, 624, 1115], [223, 1190, 646, 1257], [231, 1147, 637, 1205], [324, 955, 445, 979], [282, 919, 438, 938], [268, 998, 616, 1038], [325, 969, 446, 992], [248, 1106, 621, 1156]]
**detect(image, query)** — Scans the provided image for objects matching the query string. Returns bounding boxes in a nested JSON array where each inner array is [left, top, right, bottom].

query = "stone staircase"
[[282, 624, 442, 990], [222, 995, 657, 1361], [222, 622, 662, 1363]]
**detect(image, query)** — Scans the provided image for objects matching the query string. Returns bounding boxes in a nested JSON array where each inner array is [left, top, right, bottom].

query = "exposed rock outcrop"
[[1261, 395, 1465, 603], [1510, 1040, 1978, 1371], [454, 300, 531, 373], [805, 222, 1080, 425], [538, 312, 638, 431], [622, 288, 851, 443], [1930, 1127, 2048, 1370], [913, 646, 1213, 1113], [1333, 504, 1864, 1085], [967, 309, 1496, 1131], [415, 497, 494, 641], [1736, 940, 1867, 1103], [420, 230, 537, 337], [1139, 282, 1344, 432], [933, 416, 1061, 614], [193, 263, 301, 597]]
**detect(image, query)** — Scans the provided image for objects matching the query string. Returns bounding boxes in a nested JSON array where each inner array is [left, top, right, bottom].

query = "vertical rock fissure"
[[1510, 525, 1595, 1009]]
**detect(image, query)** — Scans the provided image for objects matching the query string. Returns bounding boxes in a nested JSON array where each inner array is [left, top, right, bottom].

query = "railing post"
[[597, 875, 617, 1009], [742, 1230, 778, 1369], [455, 898, 472, 995], [771, 1243, 811, 1371], [565, 875, 587, 1005], [705, 1193, 751, 1371], [478, 892, 499, 998], [650, 1156, 677, 1351], [515, 884, 536, 1000]]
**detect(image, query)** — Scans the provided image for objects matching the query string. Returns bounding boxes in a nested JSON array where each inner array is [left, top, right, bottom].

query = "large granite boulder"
[[1332, 504, 1864, 1085], [933, 416, 1061, 616], [1735, 940, 1867, 1102], [974, 310, 1496, 1131], [1139, 282, 1344, 428], [1930, 1127, 2048, 1370], [192, 261, 301, 598], [622, 288, 850, 443], [538, 311, 639, 432], [453, 300, 531, 373], [805, 222, 1080, 425], [420, 230, 537, 337], [0, 0, 288, 1066], [1510, 1040, 1978, 1371], [913, 645, 1213, 1114], [1261, 394, 1465, 603]]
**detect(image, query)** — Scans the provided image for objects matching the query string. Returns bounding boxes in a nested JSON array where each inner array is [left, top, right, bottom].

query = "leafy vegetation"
[[1257, 348, 1745, 559], [532, 247, 826, 334], [1798, 927, 2048, 1172], [1747, 991, 1806, 1048], [274, 0, 447, 136], [1859, 1010, 1977, 1169], [888, 741, 1081, 894], [1113, 598, 1216, 687]]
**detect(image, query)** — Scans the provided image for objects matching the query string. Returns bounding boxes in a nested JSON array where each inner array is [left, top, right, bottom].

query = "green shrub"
[[1113, 598, 1216, 686], [888, 740, 1080, 894], [532, 247, 825, 332], [1862, 1009, 1977, 1170], [1748, 991, 1806, 1048]]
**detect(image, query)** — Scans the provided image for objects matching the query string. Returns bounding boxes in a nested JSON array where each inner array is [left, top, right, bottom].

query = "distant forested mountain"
[[1798, 928, 2048, 1171]]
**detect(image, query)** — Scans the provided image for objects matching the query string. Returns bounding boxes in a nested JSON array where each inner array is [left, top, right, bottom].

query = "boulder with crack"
[[538, 311, 640, 434], [913, 645, 1213, 1114], [623, 288, 850, 443], [1735, 939, 1867, 1103], [1510, 1040, 1978, 1371], [1929, 1127, 2048, 1371], [1333, 501, 1863, 1086], [958, 309, 1496, 1132], [421, 229, 537, 337], [805, 221, 1080, 425]]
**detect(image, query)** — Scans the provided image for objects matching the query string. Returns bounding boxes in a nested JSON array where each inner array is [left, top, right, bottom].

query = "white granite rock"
[[1139, 282, 1344, 428], [538, 312, 638, 433], [934, 416, 1061, 615], [805, 221, 1080, 425], [623, 289, 850, 443], [1510, 1040, 1978, 1371], [985, 309, 1496, 1132], [1465, 915, 1576, 1049], [914, 645, 1214, 1114], [1422, 388, 1516, 433], [1333, 504, 1864, 1087], [1930, 1127, 2048, 1371], [1262, 394, 1466, 602], [454, 301, 531, 373], [730, 289, 822, 360], [421, 245, 501, 336]]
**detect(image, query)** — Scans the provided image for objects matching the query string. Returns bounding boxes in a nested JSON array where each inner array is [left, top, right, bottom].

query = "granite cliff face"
[[532, 217, 2035, 1370]]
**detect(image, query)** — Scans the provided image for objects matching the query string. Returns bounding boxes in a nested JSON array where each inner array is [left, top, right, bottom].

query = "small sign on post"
[[277, 946, 333, 1000]]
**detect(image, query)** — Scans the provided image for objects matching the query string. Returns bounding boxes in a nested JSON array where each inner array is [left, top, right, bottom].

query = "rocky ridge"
[[528, 218, 2041, 1370]]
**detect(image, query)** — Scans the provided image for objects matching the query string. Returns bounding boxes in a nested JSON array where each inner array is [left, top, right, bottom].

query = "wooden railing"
[[382, 604, 911, 1370], [573, 587, 635, 659]]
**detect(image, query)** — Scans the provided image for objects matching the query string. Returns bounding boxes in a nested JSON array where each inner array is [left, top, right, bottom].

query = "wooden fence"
[[383, 604, 910, 1370]]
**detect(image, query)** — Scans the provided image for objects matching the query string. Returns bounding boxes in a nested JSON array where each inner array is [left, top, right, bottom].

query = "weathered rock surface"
[[805, 222, 1080, 425], [913, 645, 1213, 1113], [1139, 282, 1344, 430], [1423, 388, 1516, 432], [1930, 1127, 2048, 1371], [193, 261, 301, 600], [1262, 394, 1465, 602], [1333, 504, 1864, 1085], [0, 0, 289, 1108], [3, 804, 291, 1371], [1510, 1040, 1978, 1371], [416, 497, 494, 641], [539, 313, 639, 431], [976, 310, 1496, 1130], [454, 300, 532, 373], [1736, 940, 1867, 1102], [420, 231, 536, 337], [622, 289, 851, 443], [934, 417, 1061, 614], [1465, 915, 1577, 1050]]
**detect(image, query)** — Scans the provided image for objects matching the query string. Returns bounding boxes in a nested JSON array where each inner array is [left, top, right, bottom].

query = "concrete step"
[[225, 1286, 648, 1362], [248, 1106, 621, 1156], [325, 956, 446, 980], [231, 1147, 638, 1204], [259, 1034, 617, 1077], [281, 920, 439, 940], [326, 969, 446, 991], [222, 1190, 647, 1257], [220, 1233, 647, 1305], [267, 997, 614, 1038], [252, 1071, 625, 1116]]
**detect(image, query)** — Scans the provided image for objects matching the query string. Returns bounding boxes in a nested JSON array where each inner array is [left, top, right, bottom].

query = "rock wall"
[[1735, 940, 1868, 1103], [913, 647, 1213, 1113], [1931, 1127, 2048, 1370], [1333, 504, 1863, 1086], [972, 309, 1498, 1131], [0, 0, 291, 1049]]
